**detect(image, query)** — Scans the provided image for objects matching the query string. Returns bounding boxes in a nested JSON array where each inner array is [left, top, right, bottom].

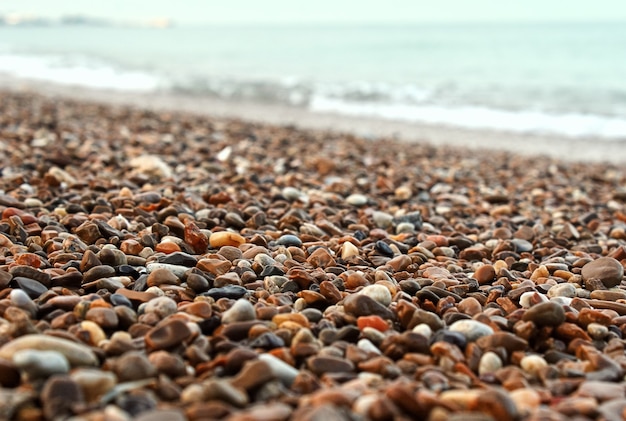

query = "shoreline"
[[2, 76, 625, 164]]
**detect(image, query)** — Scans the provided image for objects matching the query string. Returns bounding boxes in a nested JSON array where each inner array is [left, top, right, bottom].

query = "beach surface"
[[0, 87, 625, 420]]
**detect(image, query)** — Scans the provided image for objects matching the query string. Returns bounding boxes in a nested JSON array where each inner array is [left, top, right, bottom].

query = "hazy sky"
[[2, 0, 626, 25]]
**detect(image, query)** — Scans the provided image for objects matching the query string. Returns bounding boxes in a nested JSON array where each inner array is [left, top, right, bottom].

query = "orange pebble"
[[155, 241, 181, 254], [357, 315, 389, 332]]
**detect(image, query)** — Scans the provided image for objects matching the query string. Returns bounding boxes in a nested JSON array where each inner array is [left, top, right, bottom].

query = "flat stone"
[[145, 319, 192, 351], [343, 294, 395, 320], [522, 301, 566, 327], [582, 257, 624, 288], [13, 349, 70, 379], [307, 356, 355, 375], [85, 307, 119, 329], [0, 334, 98, 367], [113, 351, 157, 381], [70, 368, 117, 402], [146, 267, 180, 287], [276, 234, 303, 247], [159, 251, 198, 267], [449, 319, 494, 342], [203, 285, 248, 300], [143, 296, 178, 318], [41, 375, 85, 420]]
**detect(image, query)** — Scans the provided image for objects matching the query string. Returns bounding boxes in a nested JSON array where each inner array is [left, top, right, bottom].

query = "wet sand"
[[0, 89, 625, 420]]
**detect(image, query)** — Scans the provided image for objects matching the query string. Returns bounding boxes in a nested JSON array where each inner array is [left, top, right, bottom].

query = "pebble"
[[145, 318, 192, 350], [478, 351, 503, 376], [222, 298, 257, 323], [547, 282, 577, 298], [522, 301, 565, 327], [346, 194, 369, 206], [520, 354, 548, 377], [12, 349, 70, 378], [449, 319, 494, 341], [209, 231, 246, 248], [41, 375, 85, 420], [0, 334, 98, 367], [142, 296, 178, 318], [581, 257, 624, 288], [70, 368, 118, 402], [359, 284, 392, 307]]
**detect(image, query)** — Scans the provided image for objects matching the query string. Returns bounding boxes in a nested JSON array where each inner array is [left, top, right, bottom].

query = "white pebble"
[[520, 355, 548, 377], [360, 284, 392, 307], [478, 351, 502, 376]]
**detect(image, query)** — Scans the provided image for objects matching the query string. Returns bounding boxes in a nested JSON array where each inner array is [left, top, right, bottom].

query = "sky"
[[2, 0, 626, 25]]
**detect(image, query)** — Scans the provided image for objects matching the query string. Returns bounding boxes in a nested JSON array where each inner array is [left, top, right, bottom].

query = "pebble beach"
[[1, 90, 626, 421]]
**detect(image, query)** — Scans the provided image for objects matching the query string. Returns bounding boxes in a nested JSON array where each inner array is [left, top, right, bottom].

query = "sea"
[[1, 21, 626, 139]]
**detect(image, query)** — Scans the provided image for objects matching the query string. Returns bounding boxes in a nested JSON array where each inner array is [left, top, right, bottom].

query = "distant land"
[[0, 13, 172, 28]]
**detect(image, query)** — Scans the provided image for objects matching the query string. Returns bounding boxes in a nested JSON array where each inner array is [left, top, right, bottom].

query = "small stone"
[[587, 322, 609, 340], [509, 388, 541, 416], [41, 375, 85, 420], [9, 289, 38, 317], [70, 368, 117, 402], [13, 349, 70, 379], [231, 359, 275, 391], [135, 409, 186, 421], [209, 231, 246, 248], [520, 355, 548, 377], [582, 257, 624, 288], [0, 358, 21, 388], [85, 307, 119, 329], [146, 267, 180, 287], [474, 264, 496, 284], [258, 353, 299, 386], [146, 262, 189, 278], [0, 334, 98, 367], [307, 355, 355, 375], [449, 319, 494, 342], [346, 193, 369, 206], [114, 351, 157, 381], [148, 351, 187, 378], [360, 284, 392, 307], [479, 351, 503, 376], [341, 241, 359, 260], [343, 294, 395, 320], [547, 283, 577, 298], [14, 277, 48, 299], [372, 211, 393, 229], [522, 301, 565, 327], [276, 234, 302, 247], [145, 319, 192, 351], [203, 285, 248, 300], [222, 299, 257, 323], [143, 296, 178, 318]]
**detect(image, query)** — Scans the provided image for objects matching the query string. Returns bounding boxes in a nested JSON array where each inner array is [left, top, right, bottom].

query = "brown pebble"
[[85, 307, 119, 329], [146, 267, 180, 287], [522, 301, 565, 327], [581, 257, 624, 288], [40, 375, 85, 420], [145, 319, 192, 351], [307, 355, 355, 375], [474, 265, 496, 284]]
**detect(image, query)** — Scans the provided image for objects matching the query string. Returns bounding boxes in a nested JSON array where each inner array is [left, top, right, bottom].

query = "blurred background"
[[1, 0, 625, 139]]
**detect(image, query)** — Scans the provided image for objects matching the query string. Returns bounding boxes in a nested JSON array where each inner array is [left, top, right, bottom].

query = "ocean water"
[[1, 22, 625, 139]]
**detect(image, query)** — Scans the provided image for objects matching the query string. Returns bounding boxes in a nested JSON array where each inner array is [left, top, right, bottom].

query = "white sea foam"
[[0, 53, 162, 91], [309, 96, 626, 139]]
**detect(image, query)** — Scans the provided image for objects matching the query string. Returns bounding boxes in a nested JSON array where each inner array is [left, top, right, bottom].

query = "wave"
[[1, 51, 625, 140], [0, 53, 161, 91], [309, 96, 626, 139]]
